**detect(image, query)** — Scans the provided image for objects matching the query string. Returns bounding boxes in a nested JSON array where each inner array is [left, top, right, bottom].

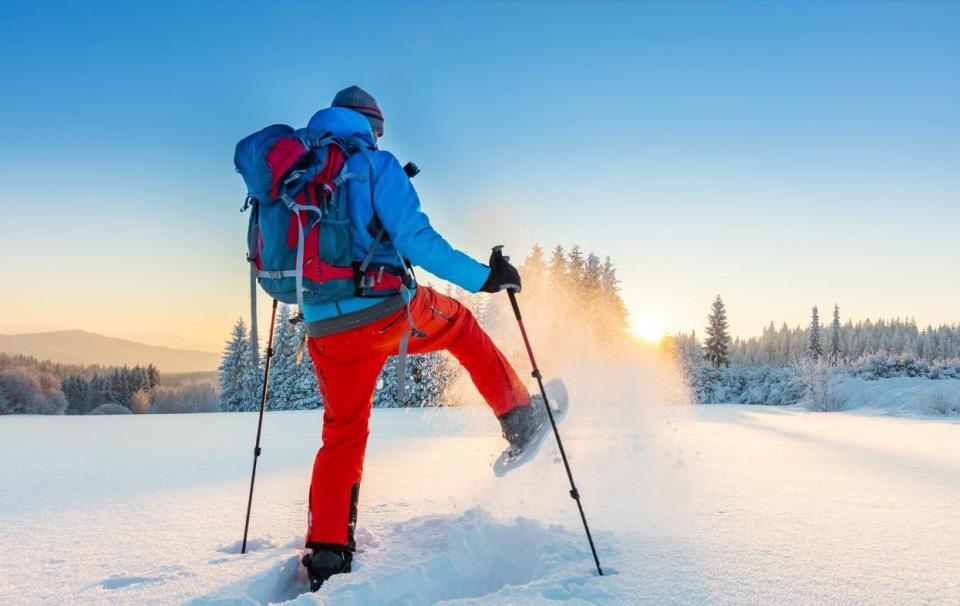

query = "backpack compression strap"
[[279, 138, 366, 318]]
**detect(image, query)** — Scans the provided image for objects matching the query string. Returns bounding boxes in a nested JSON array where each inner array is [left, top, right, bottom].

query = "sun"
[[632, 315, 666, 343]]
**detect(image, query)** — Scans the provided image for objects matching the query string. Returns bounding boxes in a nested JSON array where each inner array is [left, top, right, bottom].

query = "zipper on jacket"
[[430, 306, 453, 322], [376, 312, 405, 333]]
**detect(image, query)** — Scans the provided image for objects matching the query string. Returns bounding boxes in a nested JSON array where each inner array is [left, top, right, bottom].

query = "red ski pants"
[[304, 286, 529, 549]]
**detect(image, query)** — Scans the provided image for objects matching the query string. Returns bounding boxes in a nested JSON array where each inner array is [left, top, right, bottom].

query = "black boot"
[[497, 394, 548, 460], [302, 546, 352, 592], [493, 379, 569, 477]]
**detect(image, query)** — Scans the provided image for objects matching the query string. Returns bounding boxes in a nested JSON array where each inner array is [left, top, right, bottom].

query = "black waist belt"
[[305, 295, 406, 338]]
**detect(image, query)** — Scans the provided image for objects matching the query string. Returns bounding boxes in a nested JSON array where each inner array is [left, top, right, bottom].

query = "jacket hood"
[[307, 107, 376, 148]]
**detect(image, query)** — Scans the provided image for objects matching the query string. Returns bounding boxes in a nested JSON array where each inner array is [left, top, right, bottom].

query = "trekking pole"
[[241, 298, 279, 554], [492, 245, 603, 576]]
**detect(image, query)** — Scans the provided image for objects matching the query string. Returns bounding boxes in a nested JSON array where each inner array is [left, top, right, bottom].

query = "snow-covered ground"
[[833, 375, 960, 416], [2, 393, 960, 605]]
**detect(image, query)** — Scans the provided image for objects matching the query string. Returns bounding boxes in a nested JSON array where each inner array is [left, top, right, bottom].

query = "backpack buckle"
[[359, 274, 376, 289], [284, 170, 305, 186]]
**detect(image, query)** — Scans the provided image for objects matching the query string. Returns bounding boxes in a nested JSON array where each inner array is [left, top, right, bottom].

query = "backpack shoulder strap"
[[345, 143, 425, 404], [281, 134, 370, 319]]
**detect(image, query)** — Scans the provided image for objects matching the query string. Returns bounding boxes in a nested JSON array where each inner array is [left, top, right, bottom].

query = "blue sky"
[[0, 1, 957, 350]]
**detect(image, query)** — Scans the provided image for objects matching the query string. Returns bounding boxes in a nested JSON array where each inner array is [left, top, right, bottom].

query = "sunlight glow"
[[632, 315, 666, 343]]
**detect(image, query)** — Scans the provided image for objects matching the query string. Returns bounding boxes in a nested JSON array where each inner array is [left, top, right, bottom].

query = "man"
[[299, 86, 558, 591]]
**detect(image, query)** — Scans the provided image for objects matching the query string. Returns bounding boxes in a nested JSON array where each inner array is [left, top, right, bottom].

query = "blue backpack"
[[234, 125, 405, 317], [234, 123, 423, 401]]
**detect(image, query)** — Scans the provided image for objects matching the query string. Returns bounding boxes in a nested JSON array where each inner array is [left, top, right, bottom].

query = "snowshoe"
[[493, 378, 569, 477], [302, 547, 352, 592]]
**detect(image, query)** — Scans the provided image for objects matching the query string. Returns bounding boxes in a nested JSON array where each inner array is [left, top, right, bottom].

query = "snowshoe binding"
[[493, 378, 569, 477], [302, 546, 352, 592]]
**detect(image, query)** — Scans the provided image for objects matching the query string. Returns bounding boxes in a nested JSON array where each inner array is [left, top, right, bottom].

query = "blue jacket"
[[302, 107, 490, 323]]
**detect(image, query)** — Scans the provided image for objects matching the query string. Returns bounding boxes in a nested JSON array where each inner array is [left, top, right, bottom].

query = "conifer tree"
[[703, 295, 731, 368], [600, 256, 619, 293], [761, 322, 777, 362], [583, 253, 602, 295], [267, 305, 295, 410], [829, 304, 842, 364], [567, 245, 585, 286], [521, 244, 547, 292], [290, 348, 322, 409], [597, 255, 629, 337], [374, 356, 401, 408], [218, 318, 259, 412], [548, 245, 567, 281], [808, 306, 823, 360], [523, 244, 546, 275]]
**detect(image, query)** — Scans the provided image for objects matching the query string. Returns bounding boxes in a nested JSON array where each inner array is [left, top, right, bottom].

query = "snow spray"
[[492, 245, 604, 576], [439, 232, 694, 559]]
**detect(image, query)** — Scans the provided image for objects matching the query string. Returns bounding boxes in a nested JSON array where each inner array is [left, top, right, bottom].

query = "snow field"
[[2, 353, 959, 605]]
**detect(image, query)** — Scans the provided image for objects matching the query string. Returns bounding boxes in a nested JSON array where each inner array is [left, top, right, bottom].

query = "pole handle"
[[491, 245, 522, 320]]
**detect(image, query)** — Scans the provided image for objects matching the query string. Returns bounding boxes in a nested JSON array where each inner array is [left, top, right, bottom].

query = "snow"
[[2, 397, 960, 604], [832, 375, 960, 416]]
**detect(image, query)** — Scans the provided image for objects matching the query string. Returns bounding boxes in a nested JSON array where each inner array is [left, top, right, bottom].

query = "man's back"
[[302, 107, 488, 323]]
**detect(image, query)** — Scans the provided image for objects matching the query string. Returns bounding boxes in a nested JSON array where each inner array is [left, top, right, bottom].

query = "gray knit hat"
[[331, 85, 384, 137]]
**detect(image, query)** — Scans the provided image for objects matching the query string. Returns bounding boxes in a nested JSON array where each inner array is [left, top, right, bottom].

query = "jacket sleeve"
[[372, 152, 491, 293]]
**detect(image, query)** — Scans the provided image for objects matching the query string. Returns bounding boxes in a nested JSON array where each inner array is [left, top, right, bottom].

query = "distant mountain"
[[0, 330, 220, 373]]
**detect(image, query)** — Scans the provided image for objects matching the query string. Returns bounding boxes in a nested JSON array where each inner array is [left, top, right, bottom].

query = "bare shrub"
[[797, 360, 844, 412], [150, 380, 220, 414], [0, 367, 68, 414]]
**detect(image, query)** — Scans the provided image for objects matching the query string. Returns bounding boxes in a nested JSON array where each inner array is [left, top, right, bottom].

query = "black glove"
[[480, 250, 522, 293]]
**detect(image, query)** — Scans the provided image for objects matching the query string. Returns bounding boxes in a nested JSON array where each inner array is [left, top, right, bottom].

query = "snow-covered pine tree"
[[665, 331, 701, 373], [918, 327, 934, 361], [808, 306, 823, 360], [374, 356, 400, 408], [829, 304, 842, 364], [521, 244, 547, 293], [761, 322, 777, 364], [266, 305, 295, 410], [684, 330, 703, 370], [596, 255, 629, 339], [240, 337, 262, 412], [288, 321, 322, 410], [600, 256, 618, 293], [147, 365, 160, 389], [406, 352, 450, 407], [583, 253, 602, 295], [219, 318, 260, 412], [703, 295, 731, 368], [548, 245, 567, 283], [567, 245, 585, 287], [477, 276, 512, 334], [776, 323, 791, 365]]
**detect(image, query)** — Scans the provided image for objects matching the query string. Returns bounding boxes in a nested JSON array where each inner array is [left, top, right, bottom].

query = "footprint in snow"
[[98, 566, 193, 591], [190, 510, 613, 606], [216, 537, 277, 554], [101, 575, 164, 590]]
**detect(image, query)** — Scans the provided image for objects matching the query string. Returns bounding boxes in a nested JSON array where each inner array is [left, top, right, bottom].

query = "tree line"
[[677, 296, 960, 369], [218, 305, 450, 412], [665, 296, 960, 406], [61, 365, 160, 414], [0, 353, 218, 415], [0, 353, 117, 380]]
